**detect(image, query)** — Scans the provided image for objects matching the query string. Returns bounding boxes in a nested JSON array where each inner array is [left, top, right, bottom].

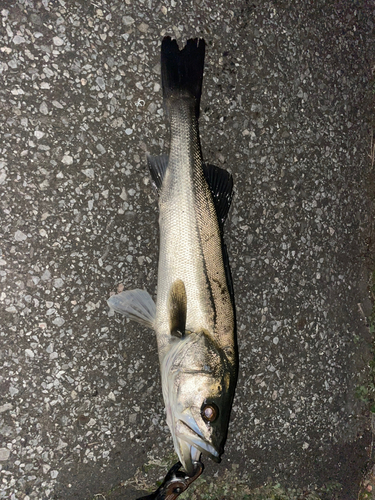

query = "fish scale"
[[156, 101, 214, 354]]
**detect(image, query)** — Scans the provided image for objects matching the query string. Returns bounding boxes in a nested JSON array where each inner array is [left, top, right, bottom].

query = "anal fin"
[[147, 154, 169, 191]]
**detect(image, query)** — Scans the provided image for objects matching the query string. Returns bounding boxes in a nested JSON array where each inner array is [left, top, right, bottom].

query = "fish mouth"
[[175, 417, 220, 475]]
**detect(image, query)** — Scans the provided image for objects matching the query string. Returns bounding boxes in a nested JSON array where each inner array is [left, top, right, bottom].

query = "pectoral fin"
[[168, 279, 187, 338], [107, 289, 156, 329]]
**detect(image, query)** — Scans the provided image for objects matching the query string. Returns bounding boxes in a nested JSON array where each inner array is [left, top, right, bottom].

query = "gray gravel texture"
[[0, 0, 374, 499]]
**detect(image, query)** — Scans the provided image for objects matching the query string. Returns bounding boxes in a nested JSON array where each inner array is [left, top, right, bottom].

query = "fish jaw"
[[176, 438, 202, 477], [165, 400, 222, 475], [175, 417, 220, 475]]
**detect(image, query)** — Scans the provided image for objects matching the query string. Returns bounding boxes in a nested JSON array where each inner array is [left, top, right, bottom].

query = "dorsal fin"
[[202, 164, 235, 307], [168, 279, 187, 338], [203, 163, 233, 230]]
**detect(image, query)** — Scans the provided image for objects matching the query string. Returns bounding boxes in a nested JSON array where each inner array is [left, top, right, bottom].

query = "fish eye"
[[201, 402, 219, 423]]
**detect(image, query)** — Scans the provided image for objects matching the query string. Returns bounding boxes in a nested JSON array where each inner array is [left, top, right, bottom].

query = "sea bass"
[[108, 37, 238, 476]]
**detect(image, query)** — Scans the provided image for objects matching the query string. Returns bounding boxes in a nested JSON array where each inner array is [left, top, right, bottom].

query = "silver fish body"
[[108, 37, 237, 476]]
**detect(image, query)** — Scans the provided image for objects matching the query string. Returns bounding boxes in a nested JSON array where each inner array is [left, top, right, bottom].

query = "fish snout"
[[175, 418, 220, 475]]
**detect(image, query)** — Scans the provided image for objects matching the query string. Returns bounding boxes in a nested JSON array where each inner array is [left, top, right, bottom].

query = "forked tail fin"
[[161, 36, 205, 119]]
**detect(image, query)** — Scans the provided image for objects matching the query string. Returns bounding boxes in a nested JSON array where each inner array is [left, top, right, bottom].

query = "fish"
[[108, 37, 238, 477]]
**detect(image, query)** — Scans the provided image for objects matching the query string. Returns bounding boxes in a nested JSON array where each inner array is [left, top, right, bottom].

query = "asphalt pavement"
[[0, 1, 374, 499]]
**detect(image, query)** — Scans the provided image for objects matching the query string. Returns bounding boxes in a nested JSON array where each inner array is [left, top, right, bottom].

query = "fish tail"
[[161, 36, 205, 119]]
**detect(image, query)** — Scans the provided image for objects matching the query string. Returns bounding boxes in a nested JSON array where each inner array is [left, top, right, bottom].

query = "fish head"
[[162, 331, 237, 476]]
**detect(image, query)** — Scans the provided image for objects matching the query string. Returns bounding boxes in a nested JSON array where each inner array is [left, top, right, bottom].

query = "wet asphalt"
[[0, 1, 374, 499]]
